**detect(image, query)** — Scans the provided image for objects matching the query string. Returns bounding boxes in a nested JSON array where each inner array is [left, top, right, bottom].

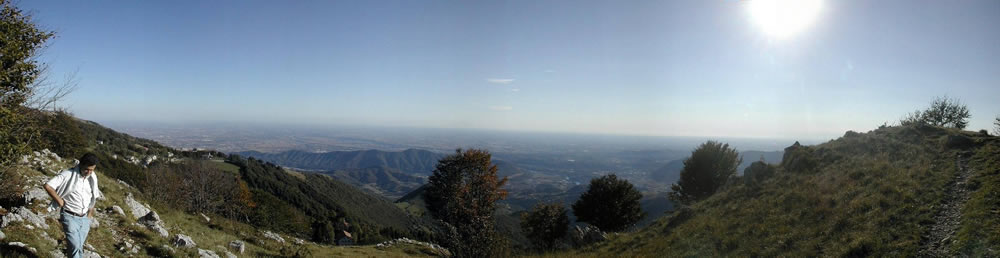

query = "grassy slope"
[[1, 159, 440, 257], [540, 125, 999, 257]]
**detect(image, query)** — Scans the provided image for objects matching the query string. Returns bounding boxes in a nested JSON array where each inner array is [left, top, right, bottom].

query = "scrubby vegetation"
[[900, 96, 971, 129], [668, 141, 741, 205], [538, 124, 999, 257], [520, 203, 569, 251], [572, 174, 644, 232]]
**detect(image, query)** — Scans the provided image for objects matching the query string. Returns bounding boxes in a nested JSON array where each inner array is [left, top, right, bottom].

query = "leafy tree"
[[572, 174, 645, 232], [900, 96, 971, 129], [424, 149, 509, 257], [0, 0, 54, 168], [521, 203, 570, 251], [669, 141, 741, 205]]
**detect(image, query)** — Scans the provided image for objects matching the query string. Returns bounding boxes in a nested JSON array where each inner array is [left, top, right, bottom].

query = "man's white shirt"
[[46, 168, 100, 215]]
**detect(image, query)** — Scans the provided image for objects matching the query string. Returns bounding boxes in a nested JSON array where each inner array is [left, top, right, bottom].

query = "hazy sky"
[[21, 0, 1000, 140]]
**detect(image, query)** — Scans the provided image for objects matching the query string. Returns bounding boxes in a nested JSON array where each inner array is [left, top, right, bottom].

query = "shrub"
[[743, 159, 777, 185], [573, 174, 645, 232], [520, 203, 570, 251], [669, 141, 742, 205], [781, 141, 818, 173], [899, 96, 971, 129]]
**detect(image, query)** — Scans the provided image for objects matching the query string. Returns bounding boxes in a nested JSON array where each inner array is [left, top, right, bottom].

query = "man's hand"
[[43, 185, 64, 208], [88, 208, 95, 218]]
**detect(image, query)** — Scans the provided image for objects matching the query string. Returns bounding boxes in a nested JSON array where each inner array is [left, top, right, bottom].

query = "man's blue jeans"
[[60, 211, 91, 258]]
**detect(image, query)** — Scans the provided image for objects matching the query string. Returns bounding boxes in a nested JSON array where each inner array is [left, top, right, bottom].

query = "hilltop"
[[541, 124, 1000, 257]]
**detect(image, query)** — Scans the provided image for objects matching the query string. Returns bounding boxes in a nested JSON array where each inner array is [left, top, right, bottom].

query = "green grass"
[[533, 125, 998, 257], [954, 139, 1000, 256]]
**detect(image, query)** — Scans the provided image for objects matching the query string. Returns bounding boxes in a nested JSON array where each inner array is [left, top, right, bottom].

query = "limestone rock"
[[570, 225, 607, 246], [222, 250, 238, 258], [174, 234, 197, 248], [139, 210, 169, 237], [228, 240, 245, 254], [23, 188, 48, 204], [200, 213, 211, 223], [111, 205, 125, 216], [7, 242, 37, 254], [90, 216, 99, 228], [198, 248, 221, 258], [125, 193, 151, 219], [2, 206, 49, 229], [0, 229, 5, 240], [50, 250, 67, 258], [262, 230, 285, 243]]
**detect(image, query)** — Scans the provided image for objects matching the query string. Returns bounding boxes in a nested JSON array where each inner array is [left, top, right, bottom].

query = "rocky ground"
[[919, 151, 975, 257]]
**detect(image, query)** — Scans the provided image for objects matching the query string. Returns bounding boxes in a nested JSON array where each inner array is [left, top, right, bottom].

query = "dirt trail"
[[920, 151, 973, 257]]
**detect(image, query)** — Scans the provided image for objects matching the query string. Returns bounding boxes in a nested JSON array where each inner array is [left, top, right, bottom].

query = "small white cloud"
[[489, 106, 513, 111], [511, 88, 520, 92], [486, 78, 515, 84]]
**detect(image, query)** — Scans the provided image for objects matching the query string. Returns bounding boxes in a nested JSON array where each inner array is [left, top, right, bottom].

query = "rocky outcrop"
[[23, 188, 49, 204], [110, 205, 125, 217], [228, 240, 245, 254], [7, 242, 37, 254], [375, 237, 449, 256], [0, 229, 5, 240], [570, 225, 607, 246], [125, 193, 151, 219], [173, 234, 197, 248], [2, 206, 49, 229], [22, 149, 64, 175], [198, 248, 220, 258], [138, 210, 169, 237], [262, 230, 285, 243]]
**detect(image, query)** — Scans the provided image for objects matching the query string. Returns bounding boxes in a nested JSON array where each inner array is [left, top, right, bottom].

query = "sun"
[[747, 0, 823, 39]]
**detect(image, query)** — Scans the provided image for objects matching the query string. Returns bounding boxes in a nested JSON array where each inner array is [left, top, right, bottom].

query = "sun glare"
[[748, 0, 823, 39]]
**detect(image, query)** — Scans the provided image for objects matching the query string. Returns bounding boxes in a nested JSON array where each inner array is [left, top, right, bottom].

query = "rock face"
[[570, 225, 607, 246], [198, 248, 220, 258], [23, 188, 49, 204], [139, 210, 169, 237], [125, 193, 151, 219], [262, 230, 285, 243], [0, 229, 5, 240], [173, 234, 197, 248], [228, 240, 245, 254], [2, 206, 49, 229]]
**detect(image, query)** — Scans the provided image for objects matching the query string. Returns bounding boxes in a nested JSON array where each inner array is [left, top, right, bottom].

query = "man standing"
[[44, 153, 103, 258]]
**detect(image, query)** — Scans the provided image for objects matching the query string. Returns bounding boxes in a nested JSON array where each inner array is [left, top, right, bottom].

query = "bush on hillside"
[[743, 159, 777, 185], [30, 110, 88, 159], [573, 174, 645, 232], [669, 141, 742, 205], [521, 203, 570, 251], [900, 96, 971, 129]]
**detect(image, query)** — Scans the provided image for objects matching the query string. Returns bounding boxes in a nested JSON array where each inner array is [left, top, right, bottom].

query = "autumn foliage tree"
[[669, 141, 741, 205], [424, 149, 509, 258], [521, 203, 569, 251], [572, 174, 645, 232]]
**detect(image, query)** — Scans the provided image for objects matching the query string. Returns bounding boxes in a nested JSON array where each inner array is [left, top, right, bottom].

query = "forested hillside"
[[236, 149, 442, 174]]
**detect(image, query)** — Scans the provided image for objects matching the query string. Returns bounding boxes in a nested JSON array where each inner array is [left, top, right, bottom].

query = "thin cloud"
[[511, 88, 520, 92], [486, 78, 515, 84], [489, 106, 513, 111]]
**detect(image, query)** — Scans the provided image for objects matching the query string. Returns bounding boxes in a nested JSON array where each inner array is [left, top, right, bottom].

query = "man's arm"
[[43, 184, 64, 208], [88, 207, 95, 218]]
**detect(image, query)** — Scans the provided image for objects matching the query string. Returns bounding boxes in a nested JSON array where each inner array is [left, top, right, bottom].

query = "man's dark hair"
[[79, 153, 99, 168]]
